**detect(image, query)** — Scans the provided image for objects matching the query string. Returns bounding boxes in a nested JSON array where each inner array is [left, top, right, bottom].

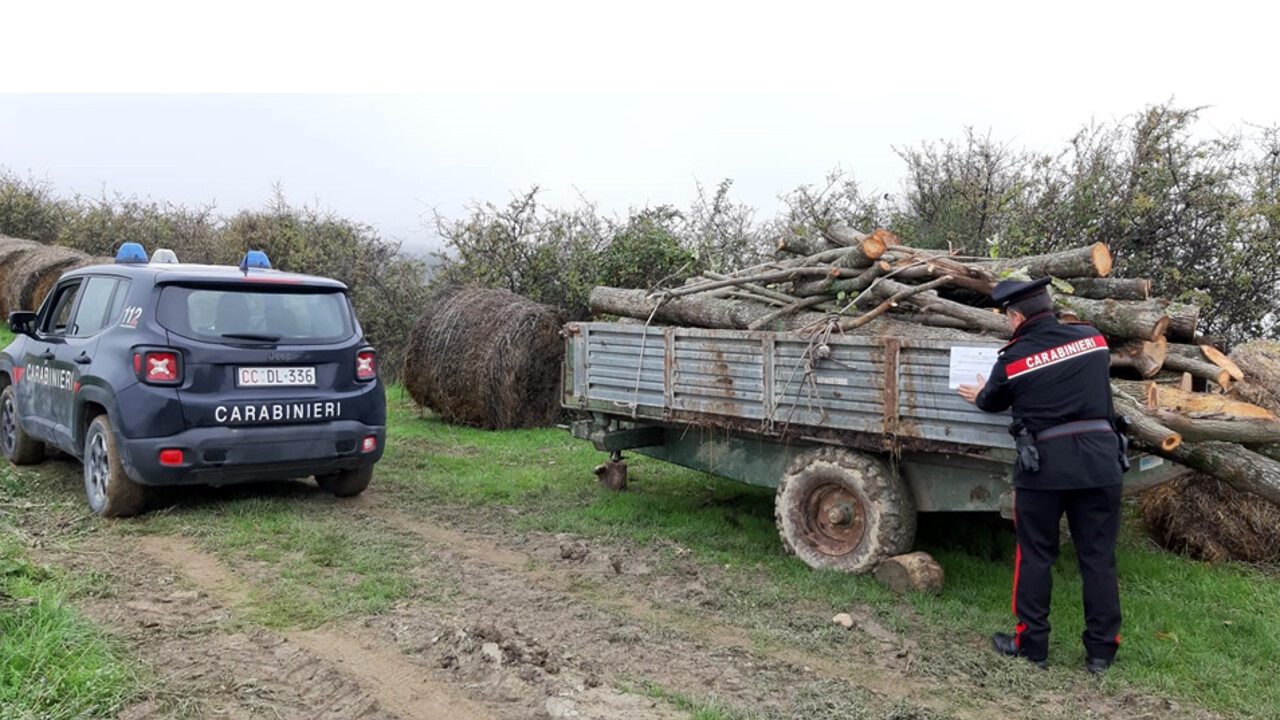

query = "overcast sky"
[[2, 2, 1276, 253]]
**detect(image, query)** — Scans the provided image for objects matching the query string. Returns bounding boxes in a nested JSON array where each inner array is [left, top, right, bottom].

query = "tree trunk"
[[1163, 344, 1232, 387], [1110, 337, 1167, 378], [777, 233, 840, 256], [984, 243, 1113, 278], [867, 278, 1010, 337], [590, 286, 829, 331], [1144, 384, 1277, 419], [589, 286, 988, 341], [1150, 410, 1280, 444], [1053, 296, 1170, 341], [1198, 345, 1243, 382], [1112, 387, 1183, 452], [1166, 442, 1280, 508], [817, 223, 888, 268], [792, 264, 883, 297], [1064, 277, 1151, 300], [1165, 302, 1200, 342]]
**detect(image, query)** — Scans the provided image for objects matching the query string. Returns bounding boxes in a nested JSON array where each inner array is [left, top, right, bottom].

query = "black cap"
[[991, 277, 1051, 309]]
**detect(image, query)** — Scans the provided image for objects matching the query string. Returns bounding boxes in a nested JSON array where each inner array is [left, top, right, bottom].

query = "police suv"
[[0, 244, 386, 517]]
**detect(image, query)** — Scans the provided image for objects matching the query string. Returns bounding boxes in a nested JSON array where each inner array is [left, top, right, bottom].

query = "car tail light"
[[361, 435, 377, 453], [355, 349, 377, 381], [159, 449, 184, 466], [135, 350, 182, 385]]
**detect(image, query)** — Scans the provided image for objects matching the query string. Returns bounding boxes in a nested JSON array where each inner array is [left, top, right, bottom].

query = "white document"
[[948, 346, 1000, 390]]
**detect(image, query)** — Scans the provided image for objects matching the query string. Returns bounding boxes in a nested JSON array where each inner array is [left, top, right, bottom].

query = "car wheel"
[[83, 415, 148, 517], [316, 467, 373, 497], [1, 385, 44, 465]]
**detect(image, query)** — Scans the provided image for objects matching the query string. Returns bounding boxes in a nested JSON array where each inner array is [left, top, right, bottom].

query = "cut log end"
[[862, 234, 888, 261], [1160, 433, 1183, 452], [873, 551, 944, 595], [1092, 243, 1113, 277], [1201, 345, 1244, 382]]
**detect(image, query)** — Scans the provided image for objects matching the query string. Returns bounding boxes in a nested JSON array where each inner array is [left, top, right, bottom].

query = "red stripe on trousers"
[[1012, 544, 1022, 616]]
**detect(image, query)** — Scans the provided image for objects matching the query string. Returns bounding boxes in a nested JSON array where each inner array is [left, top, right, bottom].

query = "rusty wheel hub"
[[801, 482, 866, 556]]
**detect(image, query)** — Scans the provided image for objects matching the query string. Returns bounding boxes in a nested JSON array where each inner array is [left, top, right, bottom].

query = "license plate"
[[236, 366, 316, 387]]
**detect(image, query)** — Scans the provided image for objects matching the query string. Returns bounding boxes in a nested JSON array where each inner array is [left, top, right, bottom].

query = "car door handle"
[[40, 350, 55, 361], [74, 352, 92, 365]]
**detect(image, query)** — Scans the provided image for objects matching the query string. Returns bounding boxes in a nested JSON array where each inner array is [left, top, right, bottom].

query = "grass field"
[[1, 322, 1278, 717], [0, 474, 140, 717], [376, 393, 1280, 718]]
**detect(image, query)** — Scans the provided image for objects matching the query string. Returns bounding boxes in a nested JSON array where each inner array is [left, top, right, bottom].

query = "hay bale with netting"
[[402, 287, 566, 429], [1137, 338, 1280, 564], [1228, 339, 1280, 411], [0, 236, 43, 315], [4, 245, 91, 314], [1141, 473, 1280, 564], [28, 254, 112, 312]]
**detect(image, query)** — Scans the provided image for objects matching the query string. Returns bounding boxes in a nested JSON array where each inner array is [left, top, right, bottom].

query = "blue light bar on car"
[[241, 250, 271, 270], [115, 243, 149, 264]]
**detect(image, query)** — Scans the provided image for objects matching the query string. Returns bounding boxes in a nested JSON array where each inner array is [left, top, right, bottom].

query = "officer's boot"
[[991, 633, 1048, 669]]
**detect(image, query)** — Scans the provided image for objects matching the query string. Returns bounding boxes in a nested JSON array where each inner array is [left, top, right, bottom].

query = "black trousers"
[[1012, 484, 1122, 662]]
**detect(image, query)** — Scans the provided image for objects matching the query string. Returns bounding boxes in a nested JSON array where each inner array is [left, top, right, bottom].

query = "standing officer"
[[957, 277, 1124, 675]]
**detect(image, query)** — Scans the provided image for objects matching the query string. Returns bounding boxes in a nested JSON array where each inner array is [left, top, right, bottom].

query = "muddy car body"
[[0, 244, 386, 516]]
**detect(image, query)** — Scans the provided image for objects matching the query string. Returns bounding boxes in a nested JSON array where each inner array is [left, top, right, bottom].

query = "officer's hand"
[[957, 374, 985, 404]]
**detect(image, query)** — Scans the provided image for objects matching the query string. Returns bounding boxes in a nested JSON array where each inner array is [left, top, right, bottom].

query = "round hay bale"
[[28, 255, 112, 312], [0, 237, 44, 315], [3, 245, 91, 314], [1140, 473, 1280, 564], [402, 287, 565, 429]]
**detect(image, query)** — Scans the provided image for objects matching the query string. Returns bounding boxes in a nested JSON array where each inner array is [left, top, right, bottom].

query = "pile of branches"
[[589, 223, 1280, 513], [402, 287, 566, 430]]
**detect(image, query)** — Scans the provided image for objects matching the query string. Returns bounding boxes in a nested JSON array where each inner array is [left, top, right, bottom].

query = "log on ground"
[[874, 552, 944, 595]]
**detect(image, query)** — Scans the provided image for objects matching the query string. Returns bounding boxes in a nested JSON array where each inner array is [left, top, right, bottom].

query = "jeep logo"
[[267, 351, 300, 362]]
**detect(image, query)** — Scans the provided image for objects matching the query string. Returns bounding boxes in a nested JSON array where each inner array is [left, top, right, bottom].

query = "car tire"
[[1, 385, 45, 465], [316, 467, 373, 497], [83, 414, 148, 517]]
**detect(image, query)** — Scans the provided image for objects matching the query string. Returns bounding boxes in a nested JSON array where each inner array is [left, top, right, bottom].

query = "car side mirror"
[[8, 311, 36, 337]]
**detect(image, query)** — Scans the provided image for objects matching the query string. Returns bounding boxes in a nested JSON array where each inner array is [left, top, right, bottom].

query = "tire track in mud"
[[135, 535, 498, 720], [369, 504, 988, 720], [363, 497, 1221, 720]]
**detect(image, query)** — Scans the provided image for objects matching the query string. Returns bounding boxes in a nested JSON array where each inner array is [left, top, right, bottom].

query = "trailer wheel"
[[775, 447, 916, 573]]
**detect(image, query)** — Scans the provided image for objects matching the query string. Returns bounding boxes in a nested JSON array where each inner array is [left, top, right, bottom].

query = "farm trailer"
[[562, 322, 1190, 573]]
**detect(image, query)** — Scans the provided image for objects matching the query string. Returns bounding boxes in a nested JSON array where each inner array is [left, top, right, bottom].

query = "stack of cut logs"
[[588, 224, 1280, 507]]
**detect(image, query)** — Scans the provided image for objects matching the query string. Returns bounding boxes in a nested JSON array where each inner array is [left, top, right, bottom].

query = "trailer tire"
[[775, 447, 916, 574]]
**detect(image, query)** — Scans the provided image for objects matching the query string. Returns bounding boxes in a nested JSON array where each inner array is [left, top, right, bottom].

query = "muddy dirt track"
[[15, 462, 1219, 720]]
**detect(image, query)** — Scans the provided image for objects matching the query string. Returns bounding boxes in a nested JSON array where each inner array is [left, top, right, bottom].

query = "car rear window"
[[157, 286, 355, 344]]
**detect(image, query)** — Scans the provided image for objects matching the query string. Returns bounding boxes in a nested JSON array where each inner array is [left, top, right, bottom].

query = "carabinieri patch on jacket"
[[1004, 335, 1108, 379]]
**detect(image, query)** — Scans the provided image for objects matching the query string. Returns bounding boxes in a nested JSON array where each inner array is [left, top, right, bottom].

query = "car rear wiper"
[[220, 332, 283, 342]]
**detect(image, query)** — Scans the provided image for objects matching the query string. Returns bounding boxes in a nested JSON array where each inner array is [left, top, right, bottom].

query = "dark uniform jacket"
[[975, 312, 1123, 490]]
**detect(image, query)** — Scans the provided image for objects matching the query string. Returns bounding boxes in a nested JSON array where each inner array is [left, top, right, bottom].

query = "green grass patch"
[[1, 470, 139, 718], [0, 326, 14, 347], [382, 393, 1280, 718], [125, 489, 426, 629]]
